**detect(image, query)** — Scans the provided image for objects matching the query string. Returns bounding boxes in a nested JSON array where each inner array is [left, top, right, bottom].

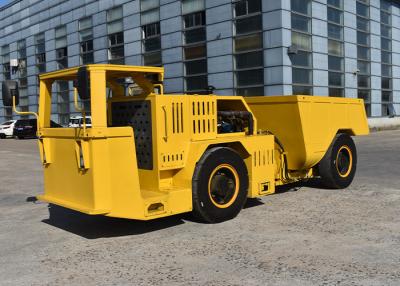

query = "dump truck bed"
[[245, 96, 369, 170]]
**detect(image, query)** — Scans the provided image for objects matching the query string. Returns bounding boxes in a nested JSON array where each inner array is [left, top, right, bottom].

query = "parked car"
[[68, 116, 92, 128], [0, 120, 16, 139], [13, 119, 62, 139]]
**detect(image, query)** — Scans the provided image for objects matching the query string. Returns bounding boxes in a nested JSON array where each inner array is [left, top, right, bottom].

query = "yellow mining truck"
[[2, 65, 369, 223]]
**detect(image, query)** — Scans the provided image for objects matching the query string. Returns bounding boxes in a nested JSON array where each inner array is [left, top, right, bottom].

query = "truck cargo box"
[[245, 96, 369, 170]]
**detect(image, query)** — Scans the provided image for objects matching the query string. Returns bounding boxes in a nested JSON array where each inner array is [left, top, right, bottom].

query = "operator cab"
[[2, 64, 255, 174]]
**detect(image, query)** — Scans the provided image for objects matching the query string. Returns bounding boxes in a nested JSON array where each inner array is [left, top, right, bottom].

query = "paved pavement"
[[0, 131, 399, 285]]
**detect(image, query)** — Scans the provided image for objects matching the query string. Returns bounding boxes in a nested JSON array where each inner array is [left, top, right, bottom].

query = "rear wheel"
[[192, 147, 248, 223], [318, 133, 357, 189]]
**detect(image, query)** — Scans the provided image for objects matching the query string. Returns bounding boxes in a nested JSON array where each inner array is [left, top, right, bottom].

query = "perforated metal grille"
[[111, 100, 153, 170]]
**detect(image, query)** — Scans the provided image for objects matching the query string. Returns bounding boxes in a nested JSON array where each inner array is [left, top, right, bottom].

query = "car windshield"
[[1, 121, 13, 126]]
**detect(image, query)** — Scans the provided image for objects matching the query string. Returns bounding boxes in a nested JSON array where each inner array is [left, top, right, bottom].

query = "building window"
[[4, 107, 12, 119], [1, 45, 10, 80], [53, 28, 71, 123], [79, 17, 94, 65], [56, 81, 70, 125], [142, 23, 162, 65], [182, 0, 208, 93], [17, 40, 27, 85], [55, 26, 68, 69], [107, 6, 125, 64], [16, 40, 29, 112], [35, 33, 46, 74], [356, 0, 371, 116], [380, 0, 394, 117], [233, 0, 263, 96], [1, 46, 11, 114], [327, 0, 344, 97], [291, 0, 312, 95], [141, 0, 162, 66]]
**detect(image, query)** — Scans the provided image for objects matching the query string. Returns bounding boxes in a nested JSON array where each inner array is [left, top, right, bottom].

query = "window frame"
[[291, 0, 313, 95], [35, 33, 46, 74], [107, 7, 125, 64], [79, 17, 94, 65], [327, 0, 345, 96], [232, 0, 264, 96], [182, 7, 208, 93], [355, 0, 371, 115], [1, 45, 10, 80], [380, 1, 394, 116], [55, 25, 68, 69]]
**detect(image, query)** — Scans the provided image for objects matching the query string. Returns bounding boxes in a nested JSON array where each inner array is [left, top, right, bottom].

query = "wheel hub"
[[335, 146, 353, 178], [208, 165, 239, 208]]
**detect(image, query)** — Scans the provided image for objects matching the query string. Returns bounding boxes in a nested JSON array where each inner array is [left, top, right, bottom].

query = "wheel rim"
[[335, 145, 353, 178], [208, 164, 239, 209]]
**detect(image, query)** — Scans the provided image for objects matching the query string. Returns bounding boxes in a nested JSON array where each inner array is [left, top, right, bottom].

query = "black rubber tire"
[[0, 134, 5, 139], [318, 133, 357, 189], [17, 136, 24, 140], [192, 147, 249, 223]]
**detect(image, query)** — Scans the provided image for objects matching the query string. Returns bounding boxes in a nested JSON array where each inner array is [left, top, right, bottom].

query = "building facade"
[[0, 0, 399, 124]]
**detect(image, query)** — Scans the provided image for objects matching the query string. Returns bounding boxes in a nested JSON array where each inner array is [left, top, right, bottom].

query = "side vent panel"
[[158, 98, 188, 170], [161, 151, 185, 169], [190, 98, 217, 140], [253, 149, 274, 167], [172, 102, 184, 134]]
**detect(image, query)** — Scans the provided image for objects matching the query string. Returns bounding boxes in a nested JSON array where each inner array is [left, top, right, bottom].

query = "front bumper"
[[0, 129, 13, 136], [37, 194, 110, 215]]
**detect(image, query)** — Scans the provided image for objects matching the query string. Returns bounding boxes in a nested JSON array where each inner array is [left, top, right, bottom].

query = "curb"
[[368, 117, 400, 132]]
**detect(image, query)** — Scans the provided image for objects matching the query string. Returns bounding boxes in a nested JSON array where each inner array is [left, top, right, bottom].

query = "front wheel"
[[318, 133, 357, 189], [192, 147, 249, 223]]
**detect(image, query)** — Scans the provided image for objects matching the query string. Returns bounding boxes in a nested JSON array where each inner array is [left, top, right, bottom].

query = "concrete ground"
[[0, 131, 399, 286]]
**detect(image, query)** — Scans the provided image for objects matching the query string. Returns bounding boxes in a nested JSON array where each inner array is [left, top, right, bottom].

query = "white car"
[[0, 120, 16, 139], [68, 116, 92, 128]]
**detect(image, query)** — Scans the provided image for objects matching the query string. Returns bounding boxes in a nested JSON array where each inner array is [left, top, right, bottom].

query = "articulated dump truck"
[[2, 65, 369, 223]]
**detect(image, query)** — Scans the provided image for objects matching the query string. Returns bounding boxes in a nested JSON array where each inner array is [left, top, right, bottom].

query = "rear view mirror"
[[76, 66, 90, 100], [2, 80, 19, 107]]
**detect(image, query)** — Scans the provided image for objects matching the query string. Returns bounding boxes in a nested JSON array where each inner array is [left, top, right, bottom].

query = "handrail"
[[154, 83, 164, 95], [12, 96, 39, 134]]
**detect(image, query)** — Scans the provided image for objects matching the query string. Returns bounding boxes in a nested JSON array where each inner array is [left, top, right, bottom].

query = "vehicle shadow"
[[243, 198, 265, 209], [37, 180, 330, 239], [42, 204, 186, 239], [275, 178, 333, 193], [40, 198, 267, 236]]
